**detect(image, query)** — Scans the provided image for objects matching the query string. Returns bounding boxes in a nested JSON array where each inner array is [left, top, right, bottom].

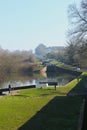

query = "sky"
[[0, 0, 80, 52]]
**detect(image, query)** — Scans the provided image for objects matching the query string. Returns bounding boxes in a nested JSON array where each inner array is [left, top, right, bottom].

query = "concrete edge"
[[78, 99, 85, 130]]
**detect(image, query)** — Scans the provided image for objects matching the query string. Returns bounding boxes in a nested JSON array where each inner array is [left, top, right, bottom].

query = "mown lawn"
[[0, 73, 86, 130], [0, 96, 51, 130]]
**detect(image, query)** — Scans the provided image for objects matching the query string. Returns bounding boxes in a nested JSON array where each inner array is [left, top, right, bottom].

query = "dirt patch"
[[8, 90, 20, 95]]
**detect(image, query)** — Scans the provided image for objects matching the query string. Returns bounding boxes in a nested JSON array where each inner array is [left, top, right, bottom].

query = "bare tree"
[[66, 0, 87, 68], [68, 0, 87, 44]]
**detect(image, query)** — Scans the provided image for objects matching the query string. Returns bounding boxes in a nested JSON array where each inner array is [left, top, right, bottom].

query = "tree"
[[68, 0, 87, 43], [35, 44, 47, 56], [0, 49, 37, 74], [64, 40, 81, 66], [67, 0, 87, 67]]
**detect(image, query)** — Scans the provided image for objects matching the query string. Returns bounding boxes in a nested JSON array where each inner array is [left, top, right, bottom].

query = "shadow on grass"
[[67, 75, 87, 96], [17, 75, 87, 130], [14, 88, 63, 98], [14, 90, 67, 98], [18, 96, 82, 130], [14, 93, 51, 98]]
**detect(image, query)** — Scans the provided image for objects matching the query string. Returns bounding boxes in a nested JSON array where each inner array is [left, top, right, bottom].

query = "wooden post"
[[54, 84, 56, 90], [0, 90, 2, 95], [8, 84, 11, 93]]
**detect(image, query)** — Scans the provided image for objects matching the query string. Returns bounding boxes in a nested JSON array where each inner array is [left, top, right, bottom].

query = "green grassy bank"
[[0, 72, 87, 130]]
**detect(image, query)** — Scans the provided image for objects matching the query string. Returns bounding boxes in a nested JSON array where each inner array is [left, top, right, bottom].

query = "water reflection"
[[36, 73, 76, 88], [0, 72, 76, 89], [0, 73, 38, 89]]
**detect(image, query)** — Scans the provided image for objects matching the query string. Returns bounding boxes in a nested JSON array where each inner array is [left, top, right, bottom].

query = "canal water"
[[0, 72, 77, 89]]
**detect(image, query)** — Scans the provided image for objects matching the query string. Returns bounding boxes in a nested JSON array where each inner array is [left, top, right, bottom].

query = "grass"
[[51, 61, 76, 71], [18, 96, 82, 130], [0, 72, 87, 130], [0, 95, 51, 130]]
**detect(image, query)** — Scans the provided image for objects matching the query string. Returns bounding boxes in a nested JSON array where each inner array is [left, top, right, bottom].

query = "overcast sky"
[[0, 0, 80, 52]]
